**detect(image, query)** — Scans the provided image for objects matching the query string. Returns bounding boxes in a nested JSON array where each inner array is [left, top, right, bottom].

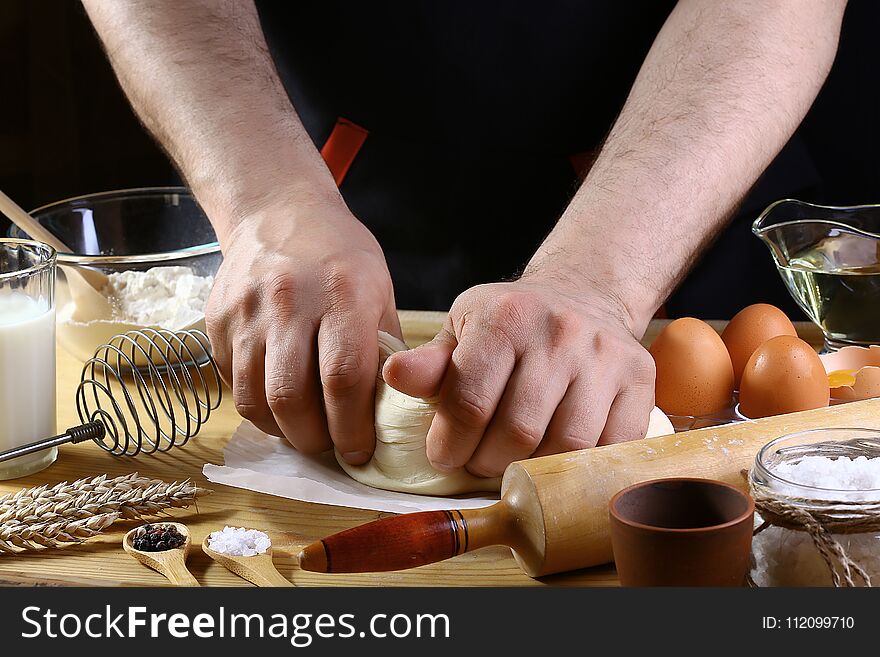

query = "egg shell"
[[721, 304, 797, 387], [649, 317, 734, 417], [739, 335, 829, 418], [819, 345, 880, 401]]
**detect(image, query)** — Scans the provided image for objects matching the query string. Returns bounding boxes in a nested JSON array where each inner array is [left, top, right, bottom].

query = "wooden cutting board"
[[0, 313, 842, 586]]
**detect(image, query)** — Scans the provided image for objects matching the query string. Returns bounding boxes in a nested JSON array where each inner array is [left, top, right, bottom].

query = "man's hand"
[[208, 197, 400, 464], [380, 0, 847, 477], [383, 276, 655, 477], [83, 0, 403, 463], [84, 0, 847, 475]]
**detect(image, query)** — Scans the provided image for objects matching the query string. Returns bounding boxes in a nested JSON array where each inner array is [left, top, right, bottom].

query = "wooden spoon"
[[202, 535, 293, 587], [123, 522, 200, 586], [0, 188, 112, 320]]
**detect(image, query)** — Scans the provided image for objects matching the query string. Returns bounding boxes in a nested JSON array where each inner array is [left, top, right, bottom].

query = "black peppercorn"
[[131, 523, 186, 552]]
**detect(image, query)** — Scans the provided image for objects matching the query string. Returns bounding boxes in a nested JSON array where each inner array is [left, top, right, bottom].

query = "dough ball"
[[336, 332, 500, 495], [335, 331, 674, 495]]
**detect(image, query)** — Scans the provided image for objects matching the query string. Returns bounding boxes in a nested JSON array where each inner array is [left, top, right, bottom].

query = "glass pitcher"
[[753, 199, 880, 351]]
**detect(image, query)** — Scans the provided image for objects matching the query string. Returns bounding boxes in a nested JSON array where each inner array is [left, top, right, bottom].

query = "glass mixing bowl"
[[7, 187, 221, 361]]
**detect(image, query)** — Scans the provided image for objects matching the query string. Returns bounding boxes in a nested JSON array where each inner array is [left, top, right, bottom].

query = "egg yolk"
[[827, 369, 858, 388]]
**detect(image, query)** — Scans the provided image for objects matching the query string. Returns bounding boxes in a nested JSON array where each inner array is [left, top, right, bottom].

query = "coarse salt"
[[208, 526, 271, 557], [774, 455, 880, 491], [752, 455, 880, 587]]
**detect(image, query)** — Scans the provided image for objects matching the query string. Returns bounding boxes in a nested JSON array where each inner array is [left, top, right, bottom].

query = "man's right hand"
[[206, 196, 401, 465], [80, 1, 400, 465]]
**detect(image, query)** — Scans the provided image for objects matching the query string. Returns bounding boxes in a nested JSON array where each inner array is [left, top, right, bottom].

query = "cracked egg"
[[819, 346, 880, 402]]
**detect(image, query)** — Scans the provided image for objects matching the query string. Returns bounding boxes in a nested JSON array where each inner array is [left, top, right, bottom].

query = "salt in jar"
[[749, 427, 880, 587]]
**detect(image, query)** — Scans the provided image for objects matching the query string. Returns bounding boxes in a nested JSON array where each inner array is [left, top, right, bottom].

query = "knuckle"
[[267, 271, 298, 295], [549, 411, 601, 451], [603, 426, 644, 444], [450, 284, 488, 313], [266, 272, 299, 309], [265, 379, 307, 415], [204, 308, 224, 339], [557, 434, 595, 452], [544, 308, 581, 350], [505, 417, 544, 452], [466, 460, 503, 478], [590, 329, 610, 355], [551, 428, 596, 453], [321, 265, 357, 308], [490, 292, 532, 328], [205, 291, 235, 330], [232, 381, 271, 422], [631, 351, 656, 386], [320, 348, 366, 394], [448, 385, 495, 428], [234, 398, 266, 421]]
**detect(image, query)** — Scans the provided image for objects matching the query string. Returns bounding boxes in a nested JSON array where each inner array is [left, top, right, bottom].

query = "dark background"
[[0, 2, 177, 211], [1, 1, 878, 318]]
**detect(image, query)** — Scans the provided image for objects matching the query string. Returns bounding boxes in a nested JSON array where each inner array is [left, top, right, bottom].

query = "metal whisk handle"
[[0, 422, 106, 464]]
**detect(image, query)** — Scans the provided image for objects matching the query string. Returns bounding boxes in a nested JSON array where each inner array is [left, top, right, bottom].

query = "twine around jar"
[[749, 472, 880, 587]]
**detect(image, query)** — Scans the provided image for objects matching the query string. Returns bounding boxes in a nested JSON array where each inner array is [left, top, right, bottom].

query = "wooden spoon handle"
[[299, 507, 503, 573], [164, 567, 201, 587], [250, 567, 295, 587], [0, 189, 70, 252]]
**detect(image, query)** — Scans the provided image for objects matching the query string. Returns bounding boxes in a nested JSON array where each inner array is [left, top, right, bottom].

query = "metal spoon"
[[123, 522, 200, 586]]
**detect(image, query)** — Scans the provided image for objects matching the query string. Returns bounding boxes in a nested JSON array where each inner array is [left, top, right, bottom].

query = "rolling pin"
[[299, 398, 880, 577]]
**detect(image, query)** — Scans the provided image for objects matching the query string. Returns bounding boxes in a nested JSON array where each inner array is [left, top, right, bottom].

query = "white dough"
[[336, 332, 500, 495], [336, 331, 674, 496], [646, 405, 675, 438]]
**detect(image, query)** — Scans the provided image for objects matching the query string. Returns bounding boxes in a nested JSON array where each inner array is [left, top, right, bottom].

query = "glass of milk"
[[0, 239, 57, 479]]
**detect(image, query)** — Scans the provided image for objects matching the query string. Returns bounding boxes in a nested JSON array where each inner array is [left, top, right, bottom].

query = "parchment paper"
[[203, 421, 499, 513]]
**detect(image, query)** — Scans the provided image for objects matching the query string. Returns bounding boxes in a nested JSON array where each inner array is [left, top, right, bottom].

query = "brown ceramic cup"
[[609, 478, 754, 587]]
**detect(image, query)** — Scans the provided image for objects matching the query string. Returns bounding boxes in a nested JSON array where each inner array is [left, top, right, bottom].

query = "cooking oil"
[[779, 233, 880, 348]]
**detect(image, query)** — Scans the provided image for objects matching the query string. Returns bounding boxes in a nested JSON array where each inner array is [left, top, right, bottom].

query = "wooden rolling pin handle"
[[299, 506, 506, 573]]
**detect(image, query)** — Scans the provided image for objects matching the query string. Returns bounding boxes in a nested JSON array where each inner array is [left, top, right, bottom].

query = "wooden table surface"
[[0, 312, 826, 587]]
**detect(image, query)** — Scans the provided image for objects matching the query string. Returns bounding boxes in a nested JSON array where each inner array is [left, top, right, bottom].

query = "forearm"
[[82, 0, 341, 245], [526, 0, 846, 336]]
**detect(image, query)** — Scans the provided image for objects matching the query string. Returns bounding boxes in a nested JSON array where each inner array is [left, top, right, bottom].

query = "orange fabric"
[[320, 118, 369, 186]]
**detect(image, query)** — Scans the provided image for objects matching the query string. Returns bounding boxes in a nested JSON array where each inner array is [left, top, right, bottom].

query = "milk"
[[0, 292, 57, 479]]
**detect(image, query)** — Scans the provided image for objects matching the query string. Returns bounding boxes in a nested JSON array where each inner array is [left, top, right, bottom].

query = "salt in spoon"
[[202, 535, 293, 587], [123, 522, 200, 586]]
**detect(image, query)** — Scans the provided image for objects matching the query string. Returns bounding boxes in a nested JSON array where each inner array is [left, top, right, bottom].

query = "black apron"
[[255, 1, 831, 319]]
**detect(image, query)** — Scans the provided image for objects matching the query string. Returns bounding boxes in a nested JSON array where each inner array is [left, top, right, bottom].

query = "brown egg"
[[739, 335, 829, 418], [721, 304, 797, 387], [649, 318, 734, 416]]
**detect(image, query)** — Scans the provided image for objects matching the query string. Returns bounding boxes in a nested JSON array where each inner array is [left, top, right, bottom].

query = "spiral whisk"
[[0, 329, 222, 464], [76, 329, 223, 456]]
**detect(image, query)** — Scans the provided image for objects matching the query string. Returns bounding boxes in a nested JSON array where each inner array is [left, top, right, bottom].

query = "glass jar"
[[749, 427, 880, 587], [0, 239, 57, 479]]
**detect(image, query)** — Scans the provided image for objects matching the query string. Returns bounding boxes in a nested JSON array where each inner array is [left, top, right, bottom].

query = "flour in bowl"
[[103, 266, 213, 329], [56, 265, 215, 362]]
